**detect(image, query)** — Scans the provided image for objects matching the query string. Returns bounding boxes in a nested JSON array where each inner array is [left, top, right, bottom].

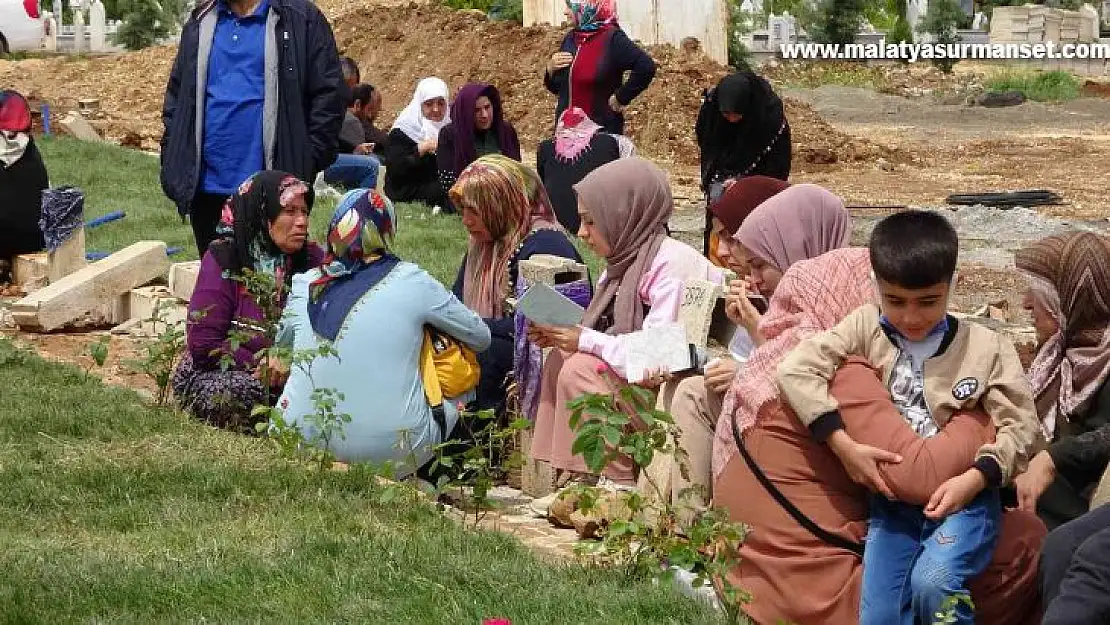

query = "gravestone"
[[89, 0, 106, 51], [973, 11, 989, 30], [72, 2, 86, 53]]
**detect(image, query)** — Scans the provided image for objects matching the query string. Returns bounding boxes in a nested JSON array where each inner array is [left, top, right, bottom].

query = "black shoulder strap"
[[730, 414, 865, 557]]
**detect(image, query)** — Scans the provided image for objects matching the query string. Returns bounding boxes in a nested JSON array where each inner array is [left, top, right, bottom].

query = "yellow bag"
[[419, 326, 481, 410]]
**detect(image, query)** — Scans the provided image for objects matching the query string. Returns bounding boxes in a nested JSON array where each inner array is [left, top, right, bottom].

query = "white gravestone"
[[89, 0, 106, 51]]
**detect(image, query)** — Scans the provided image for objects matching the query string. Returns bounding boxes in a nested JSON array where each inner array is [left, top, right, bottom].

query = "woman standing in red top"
[[543, 0, 656, 136]]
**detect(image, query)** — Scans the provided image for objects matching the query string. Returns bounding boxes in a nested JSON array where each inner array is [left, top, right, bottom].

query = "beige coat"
[[776, 304, 1044, 484]]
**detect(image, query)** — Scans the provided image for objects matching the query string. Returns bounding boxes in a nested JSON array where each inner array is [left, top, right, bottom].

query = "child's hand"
[[925, 469, 987, 520]]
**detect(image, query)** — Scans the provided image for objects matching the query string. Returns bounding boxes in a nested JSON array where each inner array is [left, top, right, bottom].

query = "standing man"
[[161, 0, 345, 256]]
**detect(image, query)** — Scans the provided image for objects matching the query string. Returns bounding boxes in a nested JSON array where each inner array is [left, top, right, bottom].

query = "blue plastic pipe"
[[85, 211, 126, 229], [85, 246, 183, 262]]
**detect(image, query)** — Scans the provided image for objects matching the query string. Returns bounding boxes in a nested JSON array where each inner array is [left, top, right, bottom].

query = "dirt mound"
[[0, 3, 910, 169]]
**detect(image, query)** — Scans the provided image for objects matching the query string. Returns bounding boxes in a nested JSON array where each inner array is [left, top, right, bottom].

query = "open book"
[[515, 282, 585, 328]]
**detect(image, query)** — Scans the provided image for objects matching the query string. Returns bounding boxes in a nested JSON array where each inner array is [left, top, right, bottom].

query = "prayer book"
[[516, 282, 585, 328]]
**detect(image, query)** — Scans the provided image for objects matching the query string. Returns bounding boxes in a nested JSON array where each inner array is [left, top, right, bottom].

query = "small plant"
[[127, 300, 186, 406], [986, 70, 1082, 102], [428, 410, 530, 530], [254, 342, 350, 473], [932, 593, 974, 625], [83, 335, 111, 382], [565, 377, 752, 623]]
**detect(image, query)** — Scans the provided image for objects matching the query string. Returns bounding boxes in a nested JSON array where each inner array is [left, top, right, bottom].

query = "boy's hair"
[[869, 209, 959, 288], [351, 83, 375, 108]]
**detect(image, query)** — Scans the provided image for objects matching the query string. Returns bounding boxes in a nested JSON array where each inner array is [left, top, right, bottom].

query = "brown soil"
[[0, 329, 161, 396], [1081, 79, 1110, 98], [0, 3, 908, 170]]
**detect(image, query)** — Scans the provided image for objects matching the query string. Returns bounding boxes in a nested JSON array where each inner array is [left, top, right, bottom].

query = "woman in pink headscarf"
[[536, 107, 633, 232], [527, 157, 722, 503], [711, 247, 1046, 625]]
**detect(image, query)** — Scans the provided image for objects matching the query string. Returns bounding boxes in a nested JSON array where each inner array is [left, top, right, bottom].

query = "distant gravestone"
[[973, 11, 989, 30], [73, 5, 86, 53], [89, 0, 106, 51]]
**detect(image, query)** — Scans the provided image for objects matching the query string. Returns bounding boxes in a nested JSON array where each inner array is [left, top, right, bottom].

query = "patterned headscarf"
[[451, 154, 562, 319], [713, 247, 875, 480], [734, 184, 850, 272], [1016, 232, 1110, 439], [310, 188, 397, 302], [208, 171, 315, 301], [308, 189, 400, 342], [566, 0, 618, 31], [554, 106, 603, 162], [0, 90, 32, 167]]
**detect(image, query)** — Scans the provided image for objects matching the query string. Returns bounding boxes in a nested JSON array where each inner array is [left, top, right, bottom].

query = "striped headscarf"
[[451, 155, 562, 319], [1016, 231, 1110, 439], [713, 247, 874, 480], [566, 0, 618, 31]]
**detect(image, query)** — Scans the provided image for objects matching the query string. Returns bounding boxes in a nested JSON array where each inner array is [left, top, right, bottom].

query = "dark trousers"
[[1040, 503, 1110, 624], [189, 192, 230, 257]]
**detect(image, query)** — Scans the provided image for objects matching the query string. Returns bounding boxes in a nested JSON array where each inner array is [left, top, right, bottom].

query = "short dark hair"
[[869, 209, 959, 288], [340, 56, 360, 83], [350, 83, 375, 107]]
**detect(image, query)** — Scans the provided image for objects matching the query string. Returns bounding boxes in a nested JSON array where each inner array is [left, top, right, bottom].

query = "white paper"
[[515, 282, 585, 327], [624, 323, 694, 384]]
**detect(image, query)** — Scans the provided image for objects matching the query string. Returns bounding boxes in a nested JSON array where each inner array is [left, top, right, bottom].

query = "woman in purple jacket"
[[172, 171, 325, 433]]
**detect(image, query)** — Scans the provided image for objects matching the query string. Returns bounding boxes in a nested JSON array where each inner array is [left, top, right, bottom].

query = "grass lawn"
[[36, 136, 601, 286], [0, 340, 718, 624], [1, 139, 693, 623]]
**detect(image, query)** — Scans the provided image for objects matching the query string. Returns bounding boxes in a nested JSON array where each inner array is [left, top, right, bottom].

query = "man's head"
[[350, 84, 381, 122], [869, 209, 959, 342], [340, 57, 360, 90]]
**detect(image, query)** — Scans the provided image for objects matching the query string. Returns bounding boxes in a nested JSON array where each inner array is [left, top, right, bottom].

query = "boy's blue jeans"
[[860, 488, 1000, 625], [323, 153, 380, 190]]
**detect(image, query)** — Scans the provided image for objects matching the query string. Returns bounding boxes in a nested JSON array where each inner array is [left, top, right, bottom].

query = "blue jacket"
[[160, 0, 344, 215]]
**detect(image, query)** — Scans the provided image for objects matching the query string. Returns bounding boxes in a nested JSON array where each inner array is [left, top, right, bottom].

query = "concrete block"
[[12, 253, 48, 290], [168, 261, 201, 302], [58, 111, 102, 142]]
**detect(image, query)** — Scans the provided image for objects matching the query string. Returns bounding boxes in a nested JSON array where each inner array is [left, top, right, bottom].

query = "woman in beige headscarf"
[[528, 157, 723, 490]]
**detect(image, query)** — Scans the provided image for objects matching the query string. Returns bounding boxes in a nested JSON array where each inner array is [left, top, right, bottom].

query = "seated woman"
[[536, 107, 632, 232], [275, 189, 491, 474], [696, 71, 791, 264], [529, 157, 723, 487], [711, 247, 1047, 625], [385, 77, 452, 210], [0, 90, 48, 264], [1013, 232, 1110, 530], [450, 155, 584, 415], [437, 83, 521, 197], [173, 172, 324, 433]]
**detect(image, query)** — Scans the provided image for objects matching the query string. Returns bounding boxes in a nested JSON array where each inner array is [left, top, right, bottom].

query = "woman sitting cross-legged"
[[450, 155, 585, 416], [527, 157, 723, 495], [385, 77, 452, 211], [273, 189, 491, 475], [173, 172, 324, 433]]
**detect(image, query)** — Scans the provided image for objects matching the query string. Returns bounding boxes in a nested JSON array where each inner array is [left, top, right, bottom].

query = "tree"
[[113, 0, 183, 50], [809, 0, 868, 44], [917, 0, 964, 72], [727, 0, 757, 69]]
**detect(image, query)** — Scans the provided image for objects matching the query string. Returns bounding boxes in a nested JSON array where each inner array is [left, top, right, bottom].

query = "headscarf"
[[576, 157, 672, 335], [735, 184, 849, 272], [308, 189, 399, 342], [0, 90, 32, 167], [554, 106, 603, 162], [566, 0, 618, 31], [448, 83, 522, 177], [713, 247, 875, 479], [452, 155, 563, 319], [208, 171, 315, 301], [1016, 232, 1110, 439], [391, 77, 451, 144], [696, 71, 788, 189], [709, 175, 791, 235]]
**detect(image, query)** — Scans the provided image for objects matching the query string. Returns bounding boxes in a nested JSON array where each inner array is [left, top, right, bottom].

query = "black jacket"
[[0, 138, 47, 257], [160, 0, 344, 215], [1048, 379, 1110, 491], [536, 133, 620, 233], [543, 28, 656, 136]]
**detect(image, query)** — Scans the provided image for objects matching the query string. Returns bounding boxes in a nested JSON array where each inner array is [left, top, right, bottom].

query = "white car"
[[0, 0, 44, 54]]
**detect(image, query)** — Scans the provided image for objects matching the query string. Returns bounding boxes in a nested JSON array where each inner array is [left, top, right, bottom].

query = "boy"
[[775, 210, 1042, 625]]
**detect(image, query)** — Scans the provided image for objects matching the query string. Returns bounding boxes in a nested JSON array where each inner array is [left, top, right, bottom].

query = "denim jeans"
[[860, 488, 1000, 625], [323, 153, 380, 190]]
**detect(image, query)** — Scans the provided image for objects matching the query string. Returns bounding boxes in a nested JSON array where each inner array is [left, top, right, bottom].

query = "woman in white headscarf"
[[384, 77, 453, 211]]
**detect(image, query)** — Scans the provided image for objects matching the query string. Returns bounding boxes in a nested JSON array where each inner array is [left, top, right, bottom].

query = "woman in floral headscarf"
[[275, 189, 490, 474], [450, 154, 584, 415], [544, 0, 656, 136], [536, 106, 632, 231], [173, 171, 325, 433]]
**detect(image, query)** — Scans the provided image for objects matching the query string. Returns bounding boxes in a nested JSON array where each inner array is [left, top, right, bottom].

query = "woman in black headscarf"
[[695, 71, 791, 259]]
